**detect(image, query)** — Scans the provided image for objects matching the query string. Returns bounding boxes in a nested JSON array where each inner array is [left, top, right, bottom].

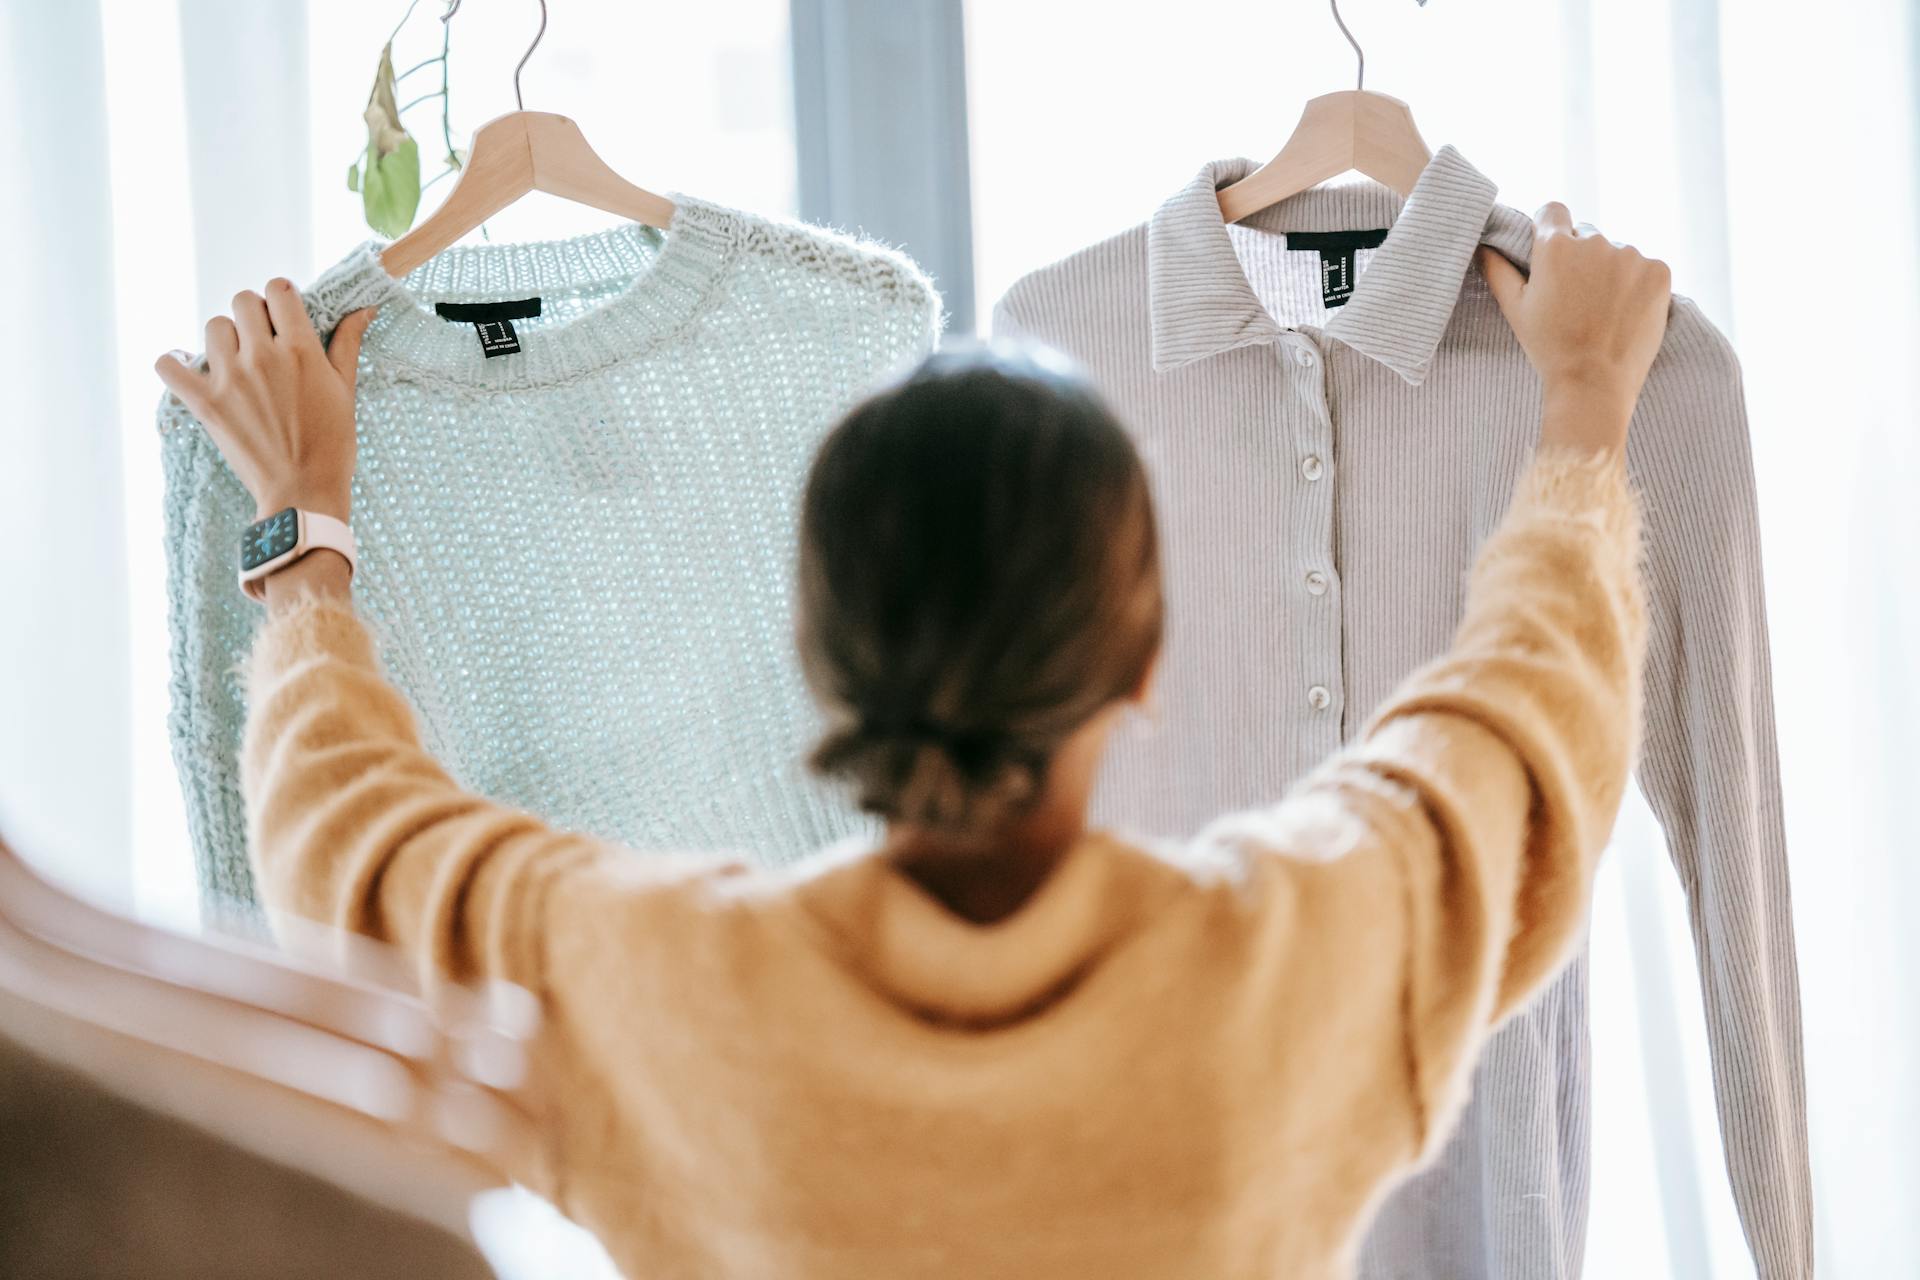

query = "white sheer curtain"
[[966, 1, 1920, 1276], [0, 2, 132, 903], [0, 0, 313, 925]]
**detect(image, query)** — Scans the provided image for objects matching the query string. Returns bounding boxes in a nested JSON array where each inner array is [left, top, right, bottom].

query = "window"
[[4, 4, 1916, 1274]]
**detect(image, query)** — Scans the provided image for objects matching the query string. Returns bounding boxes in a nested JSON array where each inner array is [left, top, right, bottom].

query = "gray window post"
[[790, 0, 976, 335]]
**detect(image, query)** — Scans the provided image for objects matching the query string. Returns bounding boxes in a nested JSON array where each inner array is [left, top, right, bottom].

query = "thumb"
[[1476, 246, 1527, 323], [326, 307, 376, 386]]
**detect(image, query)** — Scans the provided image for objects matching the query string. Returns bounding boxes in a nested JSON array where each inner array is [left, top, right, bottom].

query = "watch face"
[[241, 508, 300, 571]]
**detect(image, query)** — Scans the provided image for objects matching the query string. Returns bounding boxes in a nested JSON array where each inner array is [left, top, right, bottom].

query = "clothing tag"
[[1285, 230, 1389, 309], [434, 297, 543, 358]]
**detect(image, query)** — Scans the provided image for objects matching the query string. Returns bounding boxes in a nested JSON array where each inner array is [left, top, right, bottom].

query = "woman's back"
[[553, 827, 1427, 1278]]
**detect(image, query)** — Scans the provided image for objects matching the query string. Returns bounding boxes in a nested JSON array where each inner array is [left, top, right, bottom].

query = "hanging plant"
[[349, 43, 421, 236], [346, 1, 465, 238]]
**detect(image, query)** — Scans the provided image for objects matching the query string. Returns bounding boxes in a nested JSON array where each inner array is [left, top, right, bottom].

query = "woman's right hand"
[[1476, 203, 1672, 454]]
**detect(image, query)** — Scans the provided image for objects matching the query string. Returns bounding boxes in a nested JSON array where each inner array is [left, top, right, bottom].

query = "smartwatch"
[[237, 506, 357, 601]]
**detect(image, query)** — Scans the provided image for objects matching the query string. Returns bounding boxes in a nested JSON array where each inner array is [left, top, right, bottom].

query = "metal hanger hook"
[[1330, 0, 1365, 91], [512, 0, 548, 110], [440, 0, 548, 110]]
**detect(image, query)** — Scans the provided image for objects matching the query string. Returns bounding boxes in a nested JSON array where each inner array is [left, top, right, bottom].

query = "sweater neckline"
[[336, 194, 741, 392]]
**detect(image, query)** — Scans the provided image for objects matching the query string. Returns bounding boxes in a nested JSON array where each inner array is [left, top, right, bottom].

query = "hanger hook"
[[439, 0, 547, 110], [512, 0, 548, 111], [1329, 0, 1365, 92]]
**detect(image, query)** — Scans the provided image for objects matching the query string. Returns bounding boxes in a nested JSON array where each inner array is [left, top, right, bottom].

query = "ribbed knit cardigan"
[[238, 447, 1645, 1280], [156, 198, 940, 918], [991, 146, 1811, 1278]]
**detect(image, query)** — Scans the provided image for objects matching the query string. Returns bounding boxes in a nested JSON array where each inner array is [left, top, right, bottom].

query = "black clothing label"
[[1285, 230, 1389, 308], [435, 297, 543, 358]]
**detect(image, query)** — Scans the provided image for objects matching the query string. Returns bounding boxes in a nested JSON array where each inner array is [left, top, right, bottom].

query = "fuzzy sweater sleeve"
[[1370, 448, 1644, 1127], [1199, 445, 1646, 1153], [238, 596, 634, 995]]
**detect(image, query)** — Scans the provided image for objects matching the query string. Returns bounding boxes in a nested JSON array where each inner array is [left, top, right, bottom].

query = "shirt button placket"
[[1286, 333, 1343, 743]]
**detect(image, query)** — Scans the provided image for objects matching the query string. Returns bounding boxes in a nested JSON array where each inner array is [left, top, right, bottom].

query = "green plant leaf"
[[346, 161, 360, 193], [361, 135, 421, 238]]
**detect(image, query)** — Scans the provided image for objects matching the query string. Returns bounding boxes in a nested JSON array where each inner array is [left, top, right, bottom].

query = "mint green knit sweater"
[[157, 197, 941, 915]]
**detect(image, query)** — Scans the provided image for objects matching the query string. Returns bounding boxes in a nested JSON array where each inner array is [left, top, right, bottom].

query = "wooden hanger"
[[1216, 0, 1432, 224], [380, 0, 675, 279]]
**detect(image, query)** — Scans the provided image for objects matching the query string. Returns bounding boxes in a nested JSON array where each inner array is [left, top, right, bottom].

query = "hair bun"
[[867, 713, 961, 747], [810, 718, 1044, 834]]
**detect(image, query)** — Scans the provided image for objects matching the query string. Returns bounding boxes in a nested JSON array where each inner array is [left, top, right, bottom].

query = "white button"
[[1300, 454, 1324, 481], [1307, 685, 1333, 711], [1292, 345, 1317, 368], [1305, 570, 1329, 596]]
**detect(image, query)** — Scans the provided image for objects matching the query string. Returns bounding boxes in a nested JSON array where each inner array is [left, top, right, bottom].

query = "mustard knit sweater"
[[240, 447, 1645, 1279]]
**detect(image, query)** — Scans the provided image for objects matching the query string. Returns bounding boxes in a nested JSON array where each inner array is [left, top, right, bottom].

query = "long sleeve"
[[239, 595, 620, 996], [1630, 303, 1812, 1276], [1197, 446, 1647, 1151], [237, 593, 745, 1220]]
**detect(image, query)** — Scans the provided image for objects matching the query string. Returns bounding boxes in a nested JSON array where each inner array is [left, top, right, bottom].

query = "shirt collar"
[[1147, 143, 1500, 386]]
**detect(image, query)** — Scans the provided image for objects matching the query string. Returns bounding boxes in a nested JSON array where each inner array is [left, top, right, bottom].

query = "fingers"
[[1476, 245, 1526, 319], [232, 289, 273, 356], [327, 307, 377, 386], [204, 314, 238, 376], [153, 350, 213, 418], [265, 277, 318, 350], [1534, 200, 1574, 239]]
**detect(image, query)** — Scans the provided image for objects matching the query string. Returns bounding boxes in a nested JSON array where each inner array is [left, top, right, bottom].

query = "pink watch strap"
[[239, 509, 357, 602]]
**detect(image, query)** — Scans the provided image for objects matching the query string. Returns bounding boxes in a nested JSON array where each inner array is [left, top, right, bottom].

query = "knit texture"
[[238, 447, 1644, 1280], [992, 145, 1810, 1279], [157, 197, 941, 918]]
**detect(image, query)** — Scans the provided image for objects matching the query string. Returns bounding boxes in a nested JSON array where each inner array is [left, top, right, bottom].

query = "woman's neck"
[[883, 710, 1116, 925], [885, 802, 1087, 926]]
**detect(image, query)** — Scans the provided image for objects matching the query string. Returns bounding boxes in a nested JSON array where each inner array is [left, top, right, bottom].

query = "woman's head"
[[797, 342, 1163, 839]]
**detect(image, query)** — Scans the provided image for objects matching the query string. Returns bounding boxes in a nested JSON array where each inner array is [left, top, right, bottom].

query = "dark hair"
[[796, 341, 1163, 836]]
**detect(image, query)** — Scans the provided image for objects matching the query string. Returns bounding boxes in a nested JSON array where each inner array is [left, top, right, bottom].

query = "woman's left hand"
[[156, 279, 375, 522]]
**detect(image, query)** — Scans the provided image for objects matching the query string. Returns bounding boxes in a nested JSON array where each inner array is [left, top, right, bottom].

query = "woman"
[[155, 202, 1666, 1279]]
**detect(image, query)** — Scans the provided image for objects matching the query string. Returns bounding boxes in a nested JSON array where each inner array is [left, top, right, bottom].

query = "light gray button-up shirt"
[[993, 145, 1811, 1279]]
